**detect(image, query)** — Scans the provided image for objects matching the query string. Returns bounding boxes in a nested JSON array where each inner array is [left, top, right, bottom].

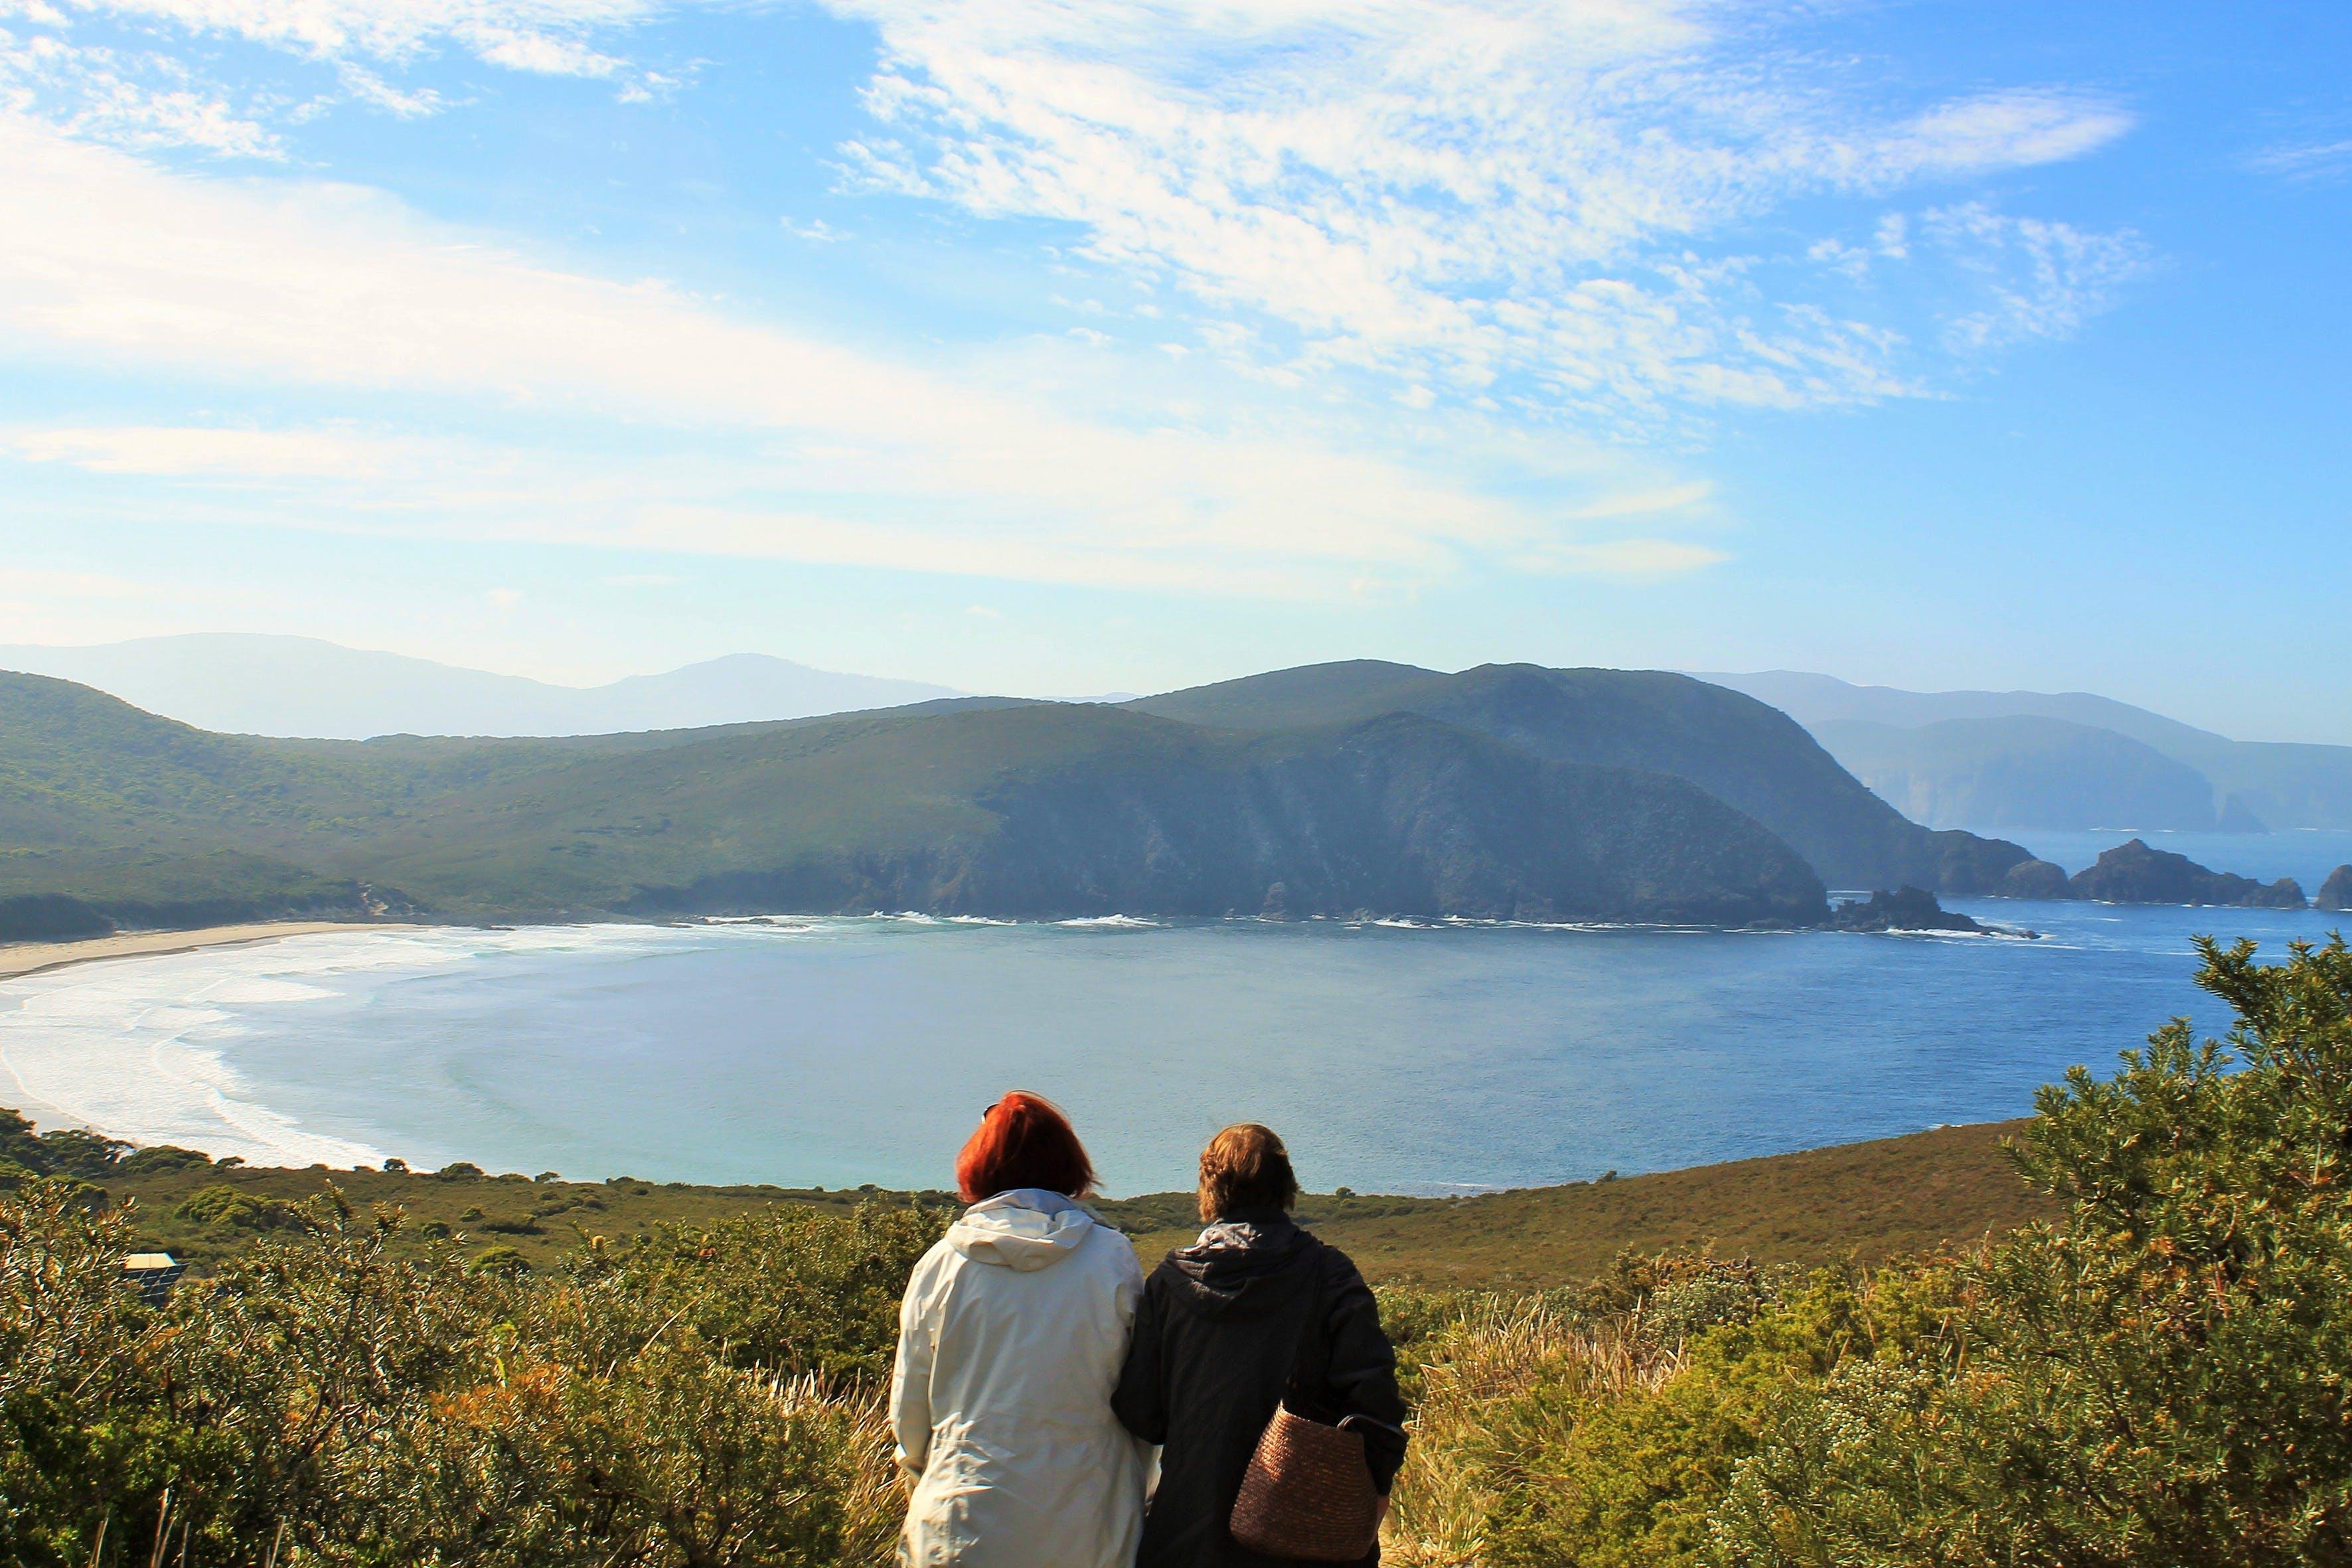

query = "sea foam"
[[0, 923, 694, 1167]]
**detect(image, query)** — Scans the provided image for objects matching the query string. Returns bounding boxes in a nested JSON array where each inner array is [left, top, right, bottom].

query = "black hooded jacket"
[[1111, 1210, 1409, 1568]]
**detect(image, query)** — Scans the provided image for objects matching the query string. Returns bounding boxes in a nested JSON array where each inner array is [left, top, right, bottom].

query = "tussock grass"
[[1386, 1297, 1681, 1567]]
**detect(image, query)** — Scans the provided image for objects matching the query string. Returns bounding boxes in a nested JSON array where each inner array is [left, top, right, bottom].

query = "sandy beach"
[[0, 921, 390, 982]]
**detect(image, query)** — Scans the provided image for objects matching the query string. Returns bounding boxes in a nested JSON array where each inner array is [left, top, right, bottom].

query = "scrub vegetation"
[[5, 937, 2345, 1565]]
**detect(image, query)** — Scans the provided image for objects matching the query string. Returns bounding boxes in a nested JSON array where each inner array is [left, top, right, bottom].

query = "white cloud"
[[0, 118, 1719, 595], [2250, 137, 2352, 183], [467, 27, 620, 77], [0, 27, 281, 155], [829, 0, 2138, 424], [46, 0, 660, 71], [0, 0, 668, 147], [1539, 538, 1728, 576], [1922, 202, 2150, 353], [7, 424, 410, 477]]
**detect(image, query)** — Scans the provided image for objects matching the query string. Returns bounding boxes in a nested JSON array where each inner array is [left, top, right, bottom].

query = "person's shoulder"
[[1306, 1233, 1372, 1291], [909, 1230, 964, 1281], [1077, 1219, 1148, 1280]]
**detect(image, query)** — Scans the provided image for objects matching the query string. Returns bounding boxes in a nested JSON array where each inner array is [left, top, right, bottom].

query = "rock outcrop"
[[1826, 886, 1986, 933], [2067, 839, 2306, 908], [1998, 858, 2071, 900]]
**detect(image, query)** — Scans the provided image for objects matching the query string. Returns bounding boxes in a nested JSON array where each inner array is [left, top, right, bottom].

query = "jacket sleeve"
[[890, 1263, 936, 1478], [1319, 1249, 1410, 1494], [1110, 1269, 1169, 1445]]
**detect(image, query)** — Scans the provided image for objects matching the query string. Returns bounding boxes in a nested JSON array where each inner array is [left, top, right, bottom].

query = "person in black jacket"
[[1112, 1124, 1409, 1568]]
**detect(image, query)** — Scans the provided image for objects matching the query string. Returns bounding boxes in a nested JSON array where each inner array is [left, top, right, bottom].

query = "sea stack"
[[2319, 866, 2352, 912]]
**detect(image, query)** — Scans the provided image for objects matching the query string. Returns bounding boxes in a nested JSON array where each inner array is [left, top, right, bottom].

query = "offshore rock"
[[2068, 838, 2306, 908], [1998, 858, 2072, 900], [2315, 866, 2352, 912]]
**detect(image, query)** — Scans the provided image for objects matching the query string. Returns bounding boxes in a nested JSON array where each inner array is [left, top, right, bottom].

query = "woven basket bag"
[[1229, 1403, 1381, 1560], [1228, 1267, 1381, 1561]]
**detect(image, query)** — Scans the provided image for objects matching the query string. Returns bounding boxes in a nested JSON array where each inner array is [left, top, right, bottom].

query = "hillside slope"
[[0, 674, 1827, 926], [1133, 663, 2031, 892]]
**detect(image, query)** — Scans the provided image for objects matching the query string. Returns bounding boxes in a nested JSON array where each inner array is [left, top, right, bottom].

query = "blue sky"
[[1, 1, 2345, 739]]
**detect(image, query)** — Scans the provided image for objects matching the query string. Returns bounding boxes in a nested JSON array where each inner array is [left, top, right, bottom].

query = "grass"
[[98, 1118, 2052, 1288]]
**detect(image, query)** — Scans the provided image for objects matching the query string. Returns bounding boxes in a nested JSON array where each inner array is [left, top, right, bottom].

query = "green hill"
[[0, 672, 1828, 927], [1131, 663, 2032, 892]]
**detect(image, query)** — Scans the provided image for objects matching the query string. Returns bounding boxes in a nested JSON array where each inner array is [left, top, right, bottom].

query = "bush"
[[1717, 936, 2352, 1565], [1391, 937, 2352, 1568], [175, 1183, 304, 1230], [116, 1144, 213, 1176], [578, 1202, 948, 1381], [0, 1185, 924, 1565]]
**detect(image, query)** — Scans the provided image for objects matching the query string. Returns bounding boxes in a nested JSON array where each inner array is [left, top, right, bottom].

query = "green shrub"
[[175, 1183, 303, 1230], [116, 1144, 213, 1175], [0, 1185, 918, 1565], [1391, 937, 2352, 1568], [1717, 936, 2352, 1566]]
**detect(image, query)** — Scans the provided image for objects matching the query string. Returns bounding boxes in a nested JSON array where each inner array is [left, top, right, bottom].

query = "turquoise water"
[[5, 897, 2342, 1195]]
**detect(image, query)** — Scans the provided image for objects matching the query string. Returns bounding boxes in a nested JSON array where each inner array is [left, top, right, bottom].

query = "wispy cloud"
[[0, 117, 1717, 594], [2249, 137, 2352, 183], [0, 0, 669, 145], [830, 0, 2138, 424], [0, 26, 282, 155], [7, 424, 413, 477], [1922, 202, 2151, 353]]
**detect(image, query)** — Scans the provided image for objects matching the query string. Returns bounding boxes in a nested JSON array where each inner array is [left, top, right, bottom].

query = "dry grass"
[[1383, 1298, 1682, 1567], [764, 1372, 908, 1567]]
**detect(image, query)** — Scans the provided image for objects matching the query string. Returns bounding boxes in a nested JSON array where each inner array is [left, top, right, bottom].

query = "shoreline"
[[0, 921, 402, 983]]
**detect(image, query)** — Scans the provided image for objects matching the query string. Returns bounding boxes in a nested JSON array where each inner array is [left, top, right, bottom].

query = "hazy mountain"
[[1700, 671, 2352, 832], [0, 670, 1829, 930], [1698, 671, 2229, 755], [0, 635, 961, 739], [1811, 716, 2221, 832], [1132, 661, 2032, 894]]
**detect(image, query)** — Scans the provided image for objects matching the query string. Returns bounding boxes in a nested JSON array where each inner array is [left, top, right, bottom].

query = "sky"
[[0, 2, 2345, 740]]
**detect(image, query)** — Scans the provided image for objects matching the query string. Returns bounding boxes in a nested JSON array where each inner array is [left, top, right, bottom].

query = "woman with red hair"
[[891, 1092, 1148, 1567]]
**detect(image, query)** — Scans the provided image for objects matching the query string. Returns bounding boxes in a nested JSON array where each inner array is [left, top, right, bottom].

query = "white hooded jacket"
[[891, 1189, 1149, 1568]]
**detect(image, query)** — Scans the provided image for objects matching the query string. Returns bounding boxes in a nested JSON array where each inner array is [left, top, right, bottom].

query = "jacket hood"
[[1164, 1207, 1318, 1321], [947, 1188, 1099, 1272]]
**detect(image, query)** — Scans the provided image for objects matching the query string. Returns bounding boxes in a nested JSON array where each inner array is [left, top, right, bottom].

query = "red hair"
[[957, 1092, 1097, 1203]]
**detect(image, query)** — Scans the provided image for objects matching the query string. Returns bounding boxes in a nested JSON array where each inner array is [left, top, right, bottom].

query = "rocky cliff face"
[[2317, 866, 2352, 912], [1133, 663, 2034, 896], [620, 714, 1834, 926]]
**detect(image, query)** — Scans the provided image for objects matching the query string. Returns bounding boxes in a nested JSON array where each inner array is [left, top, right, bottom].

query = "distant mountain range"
[[0, 635, 961, 739], [1699, 672, 2352, 832], [12, 639, 2340, 840], [0, 661, 2079, 937], [0, 666, 1861, 931]]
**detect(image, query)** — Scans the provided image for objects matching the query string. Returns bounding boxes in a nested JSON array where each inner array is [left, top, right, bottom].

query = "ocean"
[[5, 851, 2346, 1194]]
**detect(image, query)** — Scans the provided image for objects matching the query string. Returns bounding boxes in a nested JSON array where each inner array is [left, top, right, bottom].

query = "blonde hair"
[[1197, 1123, 1300, 1222]]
